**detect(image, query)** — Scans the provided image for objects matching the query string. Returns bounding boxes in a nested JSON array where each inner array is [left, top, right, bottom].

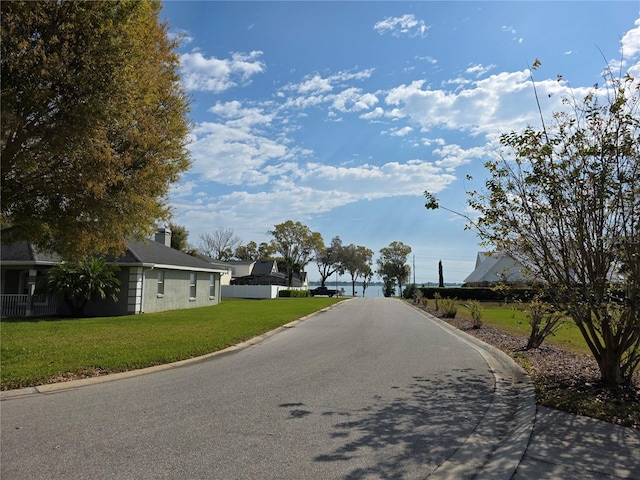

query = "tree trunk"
[[598, 349, 624, 385]]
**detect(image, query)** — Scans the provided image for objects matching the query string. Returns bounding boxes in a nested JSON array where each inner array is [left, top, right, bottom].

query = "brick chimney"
[[155, 227, 172, 247]]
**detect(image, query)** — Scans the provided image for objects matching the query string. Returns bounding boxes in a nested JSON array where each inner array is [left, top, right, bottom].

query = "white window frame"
[[209, 274, 215, 299], [189, 273, 197, 300], [157, 271, 165, 297]]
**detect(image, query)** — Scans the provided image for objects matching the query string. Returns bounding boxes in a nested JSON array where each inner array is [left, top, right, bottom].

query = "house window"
[[157, 271, 164, 297], [209, 274, 215, 299], [189, 273, 197, 299]]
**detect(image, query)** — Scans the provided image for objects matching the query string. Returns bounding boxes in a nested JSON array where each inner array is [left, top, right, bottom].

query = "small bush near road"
[[467, 301, 484, 329], [439, 298, 458, 318]]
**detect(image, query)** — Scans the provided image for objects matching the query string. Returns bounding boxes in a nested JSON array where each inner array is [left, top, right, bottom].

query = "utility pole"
[[413, 255, 416, 285]]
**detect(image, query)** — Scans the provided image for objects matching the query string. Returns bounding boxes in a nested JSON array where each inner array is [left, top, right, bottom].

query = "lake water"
[[323, 284, 386, 297]]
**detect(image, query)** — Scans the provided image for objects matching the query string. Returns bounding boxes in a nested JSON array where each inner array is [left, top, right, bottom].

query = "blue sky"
[[160, 1, 639, 284]]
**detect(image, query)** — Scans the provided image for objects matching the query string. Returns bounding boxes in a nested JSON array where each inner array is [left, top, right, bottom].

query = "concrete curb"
[[1, 300, 350, 400], [407, 303, 536, 480]]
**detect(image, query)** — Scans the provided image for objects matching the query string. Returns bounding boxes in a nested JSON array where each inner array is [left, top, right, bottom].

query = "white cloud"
[[180, 50, 265, 92], [385, 126, 413, 137], [620, 18, 640, 59], [465, 64, 496, 78], [382, 70, 575, 137], [416, 55, 438, 65], [188, 121, 289, 185], [283, 69, 374, 95], [331, 88, 379, 112], [374, 14, 430, 38], [432, 144, 488, 171]]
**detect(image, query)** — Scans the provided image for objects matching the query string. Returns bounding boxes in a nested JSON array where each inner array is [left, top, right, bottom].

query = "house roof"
[[251, 260, 278, 276], [464, 252, 527, 284], [1, 240, 229, 274], [1, 241, 61, 265]]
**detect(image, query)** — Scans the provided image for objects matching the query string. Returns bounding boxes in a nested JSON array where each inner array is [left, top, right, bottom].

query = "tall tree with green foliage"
[[426, 65, 639, 385], [234, 241, 275, 261], [46, 257, 121, 317], [268, 220, 323, 286], [341, 244, 374, 296], [377, 242, 412, 298], [168, 223, 190, 252], [314, 236, 345, 287], [1, 1, 191, 259]]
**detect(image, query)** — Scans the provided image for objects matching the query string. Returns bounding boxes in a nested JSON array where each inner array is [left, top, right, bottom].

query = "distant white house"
[[464, 252, 531, 286]]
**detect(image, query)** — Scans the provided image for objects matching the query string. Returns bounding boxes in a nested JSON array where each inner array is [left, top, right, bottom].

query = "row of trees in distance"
[[169, 220, 413, 297]]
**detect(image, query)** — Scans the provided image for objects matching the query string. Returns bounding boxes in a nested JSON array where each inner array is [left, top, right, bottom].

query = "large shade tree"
[[234, 241, 275, 261], [1, 1, 191, 259], [268, 220, 323, 286], [315, 236, 345, 287], [426, 66, 640, 385], [377, 242, 412, 298], [342, 244, 374, 296]]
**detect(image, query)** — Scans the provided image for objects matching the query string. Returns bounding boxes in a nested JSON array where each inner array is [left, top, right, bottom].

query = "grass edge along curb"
[[1, 297, 345, 391]]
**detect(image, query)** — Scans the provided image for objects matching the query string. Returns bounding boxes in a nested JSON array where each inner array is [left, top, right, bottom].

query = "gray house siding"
[[142, 269, 221, 313], [1, 233, 229, 317]]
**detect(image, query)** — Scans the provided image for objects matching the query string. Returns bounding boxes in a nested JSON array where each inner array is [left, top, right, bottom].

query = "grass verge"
[[1, 297, 344, 390]]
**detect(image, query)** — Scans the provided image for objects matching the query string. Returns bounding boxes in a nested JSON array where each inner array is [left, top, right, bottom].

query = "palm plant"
[[47, 258, 120, 316]]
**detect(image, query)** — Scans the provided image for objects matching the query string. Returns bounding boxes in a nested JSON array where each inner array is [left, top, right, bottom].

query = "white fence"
[[222, 285, 306, 299], [0, 294, 58, 317]]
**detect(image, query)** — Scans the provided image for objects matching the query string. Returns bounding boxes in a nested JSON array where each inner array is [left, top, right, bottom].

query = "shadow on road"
[[280, 369, 494, 479]]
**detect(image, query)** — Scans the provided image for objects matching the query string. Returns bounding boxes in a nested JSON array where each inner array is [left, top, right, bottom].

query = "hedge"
[[278, 290, 311, 298]]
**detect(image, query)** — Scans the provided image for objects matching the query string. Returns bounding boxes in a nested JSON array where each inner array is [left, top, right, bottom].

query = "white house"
[[463, 252, 531, 286]]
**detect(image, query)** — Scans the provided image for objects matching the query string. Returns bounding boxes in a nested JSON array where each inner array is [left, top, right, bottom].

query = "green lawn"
[[451, 301, 591, 355], [1, 297, 344, 390]]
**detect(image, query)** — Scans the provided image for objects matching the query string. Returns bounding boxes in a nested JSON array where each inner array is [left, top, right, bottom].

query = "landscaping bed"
[[418, 304, 640, 430]]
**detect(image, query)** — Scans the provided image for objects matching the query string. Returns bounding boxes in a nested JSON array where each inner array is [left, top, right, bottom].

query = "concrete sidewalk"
[[514, 406, 640, 479]]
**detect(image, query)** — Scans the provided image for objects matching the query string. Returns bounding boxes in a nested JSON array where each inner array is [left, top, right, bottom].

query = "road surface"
[[1, 298, 531, 479]]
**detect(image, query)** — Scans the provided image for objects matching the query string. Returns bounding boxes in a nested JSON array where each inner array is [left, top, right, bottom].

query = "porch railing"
[[0, 294, 58, 317]]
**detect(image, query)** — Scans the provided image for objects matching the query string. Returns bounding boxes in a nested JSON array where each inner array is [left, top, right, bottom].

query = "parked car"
[[310, 286, 340, 297]]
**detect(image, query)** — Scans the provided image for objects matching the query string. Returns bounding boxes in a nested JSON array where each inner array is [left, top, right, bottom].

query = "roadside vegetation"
[[418, 298, 639, 429], [0, 297, 343, 390]]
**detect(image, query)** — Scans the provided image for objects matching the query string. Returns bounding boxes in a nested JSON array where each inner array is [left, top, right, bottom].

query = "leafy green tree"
[[268, 220, 323, 286], [426, 66, 639, 385], [341, 244, 374, 296], [46, 257, 120, 317], [234, 241, 275, 261], [168, 223, 190, 252], [377, 242, 412, 298], [315, 236, 344, 287], [361, 265, 374, 297], [381, 277, 396, 297], [1, 1, 190, 259]]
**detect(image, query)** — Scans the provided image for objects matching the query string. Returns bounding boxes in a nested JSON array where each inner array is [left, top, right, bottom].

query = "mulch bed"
[[417, 304, 640, 430]]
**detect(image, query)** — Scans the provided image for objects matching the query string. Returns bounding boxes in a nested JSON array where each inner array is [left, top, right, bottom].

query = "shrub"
[[403, 283, 417, 300], [412, 288, 424, 305], [525, 299, 564, 349], [278, 290, 310, 298], [440, 298, 458, 318], [468, 300, 484, 329]]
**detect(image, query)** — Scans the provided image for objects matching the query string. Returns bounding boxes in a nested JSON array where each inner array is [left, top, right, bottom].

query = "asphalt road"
[[1, 298, 532, 479]]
